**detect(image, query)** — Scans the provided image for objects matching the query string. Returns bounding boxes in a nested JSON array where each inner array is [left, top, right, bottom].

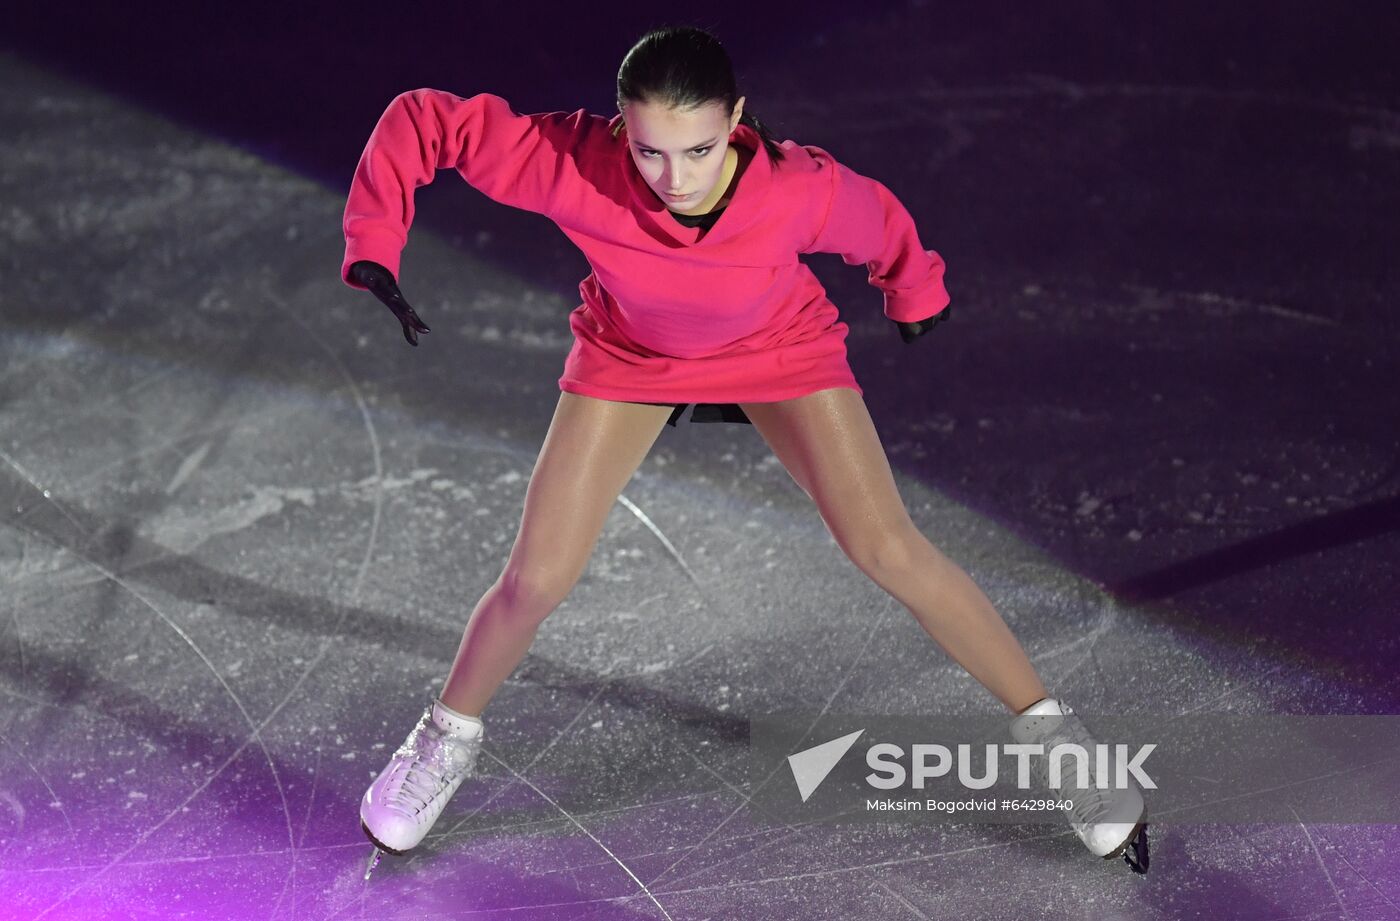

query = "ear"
[[730, 96, 746, 133]]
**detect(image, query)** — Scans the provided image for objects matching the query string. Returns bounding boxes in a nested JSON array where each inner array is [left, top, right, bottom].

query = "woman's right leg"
[[437, 392, 674, 716]]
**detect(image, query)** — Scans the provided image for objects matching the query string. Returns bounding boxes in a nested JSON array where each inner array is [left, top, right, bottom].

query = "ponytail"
[[738, 110, 785, 164]]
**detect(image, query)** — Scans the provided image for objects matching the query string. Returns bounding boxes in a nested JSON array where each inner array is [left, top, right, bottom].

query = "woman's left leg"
[[739, 387, 1048, 713]]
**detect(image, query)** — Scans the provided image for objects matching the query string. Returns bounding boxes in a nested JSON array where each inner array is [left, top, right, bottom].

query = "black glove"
[[350, 260, 432, 346], [894, 304, 952, 344]]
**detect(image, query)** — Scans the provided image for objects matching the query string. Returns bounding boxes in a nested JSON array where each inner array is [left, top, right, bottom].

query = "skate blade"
[[363, 846, 383, 880], [1103, 821, 1150, 874]]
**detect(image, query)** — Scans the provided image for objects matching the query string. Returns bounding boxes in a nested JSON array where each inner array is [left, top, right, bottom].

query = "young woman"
[[341, 25, 1148, 877]]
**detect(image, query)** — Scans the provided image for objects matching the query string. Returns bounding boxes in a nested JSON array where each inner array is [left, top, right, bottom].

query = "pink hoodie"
[[341, 89, 950, 404]]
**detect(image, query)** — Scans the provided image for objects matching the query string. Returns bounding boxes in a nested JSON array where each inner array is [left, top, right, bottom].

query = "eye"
[[637, 147, 712, 158]]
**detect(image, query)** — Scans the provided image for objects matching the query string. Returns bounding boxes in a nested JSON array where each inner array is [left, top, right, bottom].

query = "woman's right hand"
[[350, 260, 432, 346]]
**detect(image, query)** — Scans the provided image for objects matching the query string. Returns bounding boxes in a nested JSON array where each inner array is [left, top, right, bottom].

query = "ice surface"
[[2, 5, 1399, 918]]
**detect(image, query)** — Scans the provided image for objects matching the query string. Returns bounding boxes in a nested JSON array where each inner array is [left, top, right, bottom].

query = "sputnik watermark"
[[754, 712, 1400, 825], [787, 732, 1156, 803], [866, 742, 1158, 791]]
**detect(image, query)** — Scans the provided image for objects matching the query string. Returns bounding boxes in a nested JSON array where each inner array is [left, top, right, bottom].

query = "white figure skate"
[[361, 698, 484, 879], [1010, 697, 1150, 874]]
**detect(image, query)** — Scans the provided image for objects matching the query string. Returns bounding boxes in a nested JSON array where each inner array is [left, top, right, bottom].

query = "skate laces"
[[386, 713, 478, 816], [1021, 706, 1121, 825]]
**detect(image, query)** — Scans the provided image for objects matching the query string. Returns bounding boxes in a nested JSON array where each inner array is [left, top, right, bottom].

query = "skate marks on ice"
[[0, 729, 72, 844], [554, 599, 906, 921], [14, 546, 301, 920], [0, 283, 389, 918], [0, 787, 27, 853], [613, 494, 706, 592], [460, 751, 678, 921], [2, 363, 307, 921], [1287, 814, 1400, 918]]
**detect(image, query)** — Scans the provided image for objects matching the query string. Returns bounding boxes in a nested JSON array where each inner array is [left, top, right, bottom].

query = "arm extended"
[[341, 89, 592, 289]]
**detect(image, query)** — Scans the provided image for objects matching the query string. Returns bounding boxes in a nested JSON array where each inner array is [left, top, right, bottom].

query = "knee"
[[836, 520, 931, 577], [497, 558, 580, 617]]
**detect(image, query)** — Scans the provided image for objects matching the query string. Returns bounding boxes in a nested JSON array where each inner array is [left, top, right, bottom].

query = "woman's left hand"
[[895, 304, 952, 344]]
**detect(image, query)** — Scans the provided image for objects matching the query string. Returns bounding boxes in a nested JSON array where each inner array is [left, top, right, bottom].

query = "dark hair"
[[613, 25, 786, 164]]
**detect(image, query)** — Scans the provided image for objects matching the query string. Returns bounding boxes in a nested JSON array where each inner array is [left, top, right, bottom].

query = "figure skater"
[[340, 25, 1148, 877]]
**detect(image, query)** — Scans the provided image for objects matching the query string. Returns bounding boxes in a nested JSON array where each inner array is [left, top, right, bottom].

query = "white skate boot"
[[1010, 697, 1150, 874], [360, 698, 484, 878]]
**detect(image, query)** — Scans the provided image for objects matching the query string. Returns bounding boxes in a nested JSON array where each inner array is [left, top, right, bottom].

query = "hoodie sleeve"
[[802, 149, 951, 323], [340, 88, 593, 289]]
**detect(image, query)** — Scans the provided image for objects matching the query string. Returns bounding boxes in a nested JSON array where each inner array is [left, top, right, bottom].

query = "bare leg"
[[740, 388, 1048, 713], [438, 393, 673, 716]]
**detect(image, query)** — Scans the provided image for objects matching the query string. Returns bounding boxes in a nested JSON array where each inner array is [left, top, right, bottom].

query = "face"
[[622, 96, 744, 211]]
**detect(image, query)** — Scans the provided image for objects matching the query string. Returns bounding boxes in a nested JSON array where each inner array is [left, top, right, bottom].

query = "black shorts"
[[631, 402, 753, 427]]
